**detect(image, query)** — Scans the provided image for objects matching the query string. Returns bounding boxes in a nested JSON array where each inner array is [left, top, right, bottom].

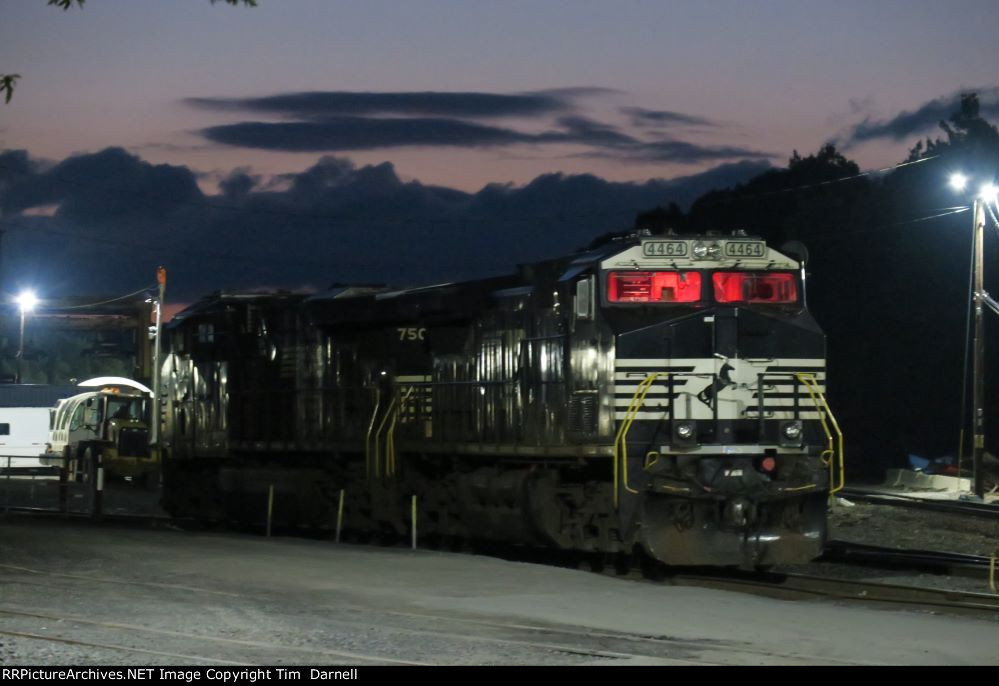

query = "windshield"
[[605, 270, 798, 305], [712, 272, 798, 304], [107, 397, 147, 422], [607, 271, 702, 303]]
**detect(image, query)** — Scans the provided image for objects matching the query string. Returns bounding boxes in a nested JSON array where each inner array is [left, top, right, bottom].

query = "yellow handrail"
[[364, 388, 381, 481], [795, 372, 845, 495], [613, 372, 663, 509], [611, 370, 843, 508], [372, 396, 397, 480], [386, 387, 414, 477]]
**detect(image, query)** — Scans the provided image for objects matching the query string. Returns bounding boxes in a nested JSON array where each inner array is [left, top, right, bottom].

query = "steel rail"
[[839, 487, 999, 520], [824, 540, 993, 569], [0, 506, 174, 525], [664, 570, 999, 617]]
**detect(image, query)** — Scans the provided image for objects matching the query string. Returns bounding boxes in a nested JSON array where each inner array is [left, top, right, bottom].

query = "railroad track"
[[477, 541, 999, 619], [0, 505, 185, 528], [661, 569, 999, 617], [839, 487, 999, 520], [822, 539, 997, 582]]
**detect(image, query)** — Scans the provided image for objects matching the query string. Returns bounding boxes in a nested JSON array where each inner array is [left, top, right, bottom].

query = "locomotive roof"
[[300, 241, 630, 328], [168, 290, 310, 327], [168, 231, 785, 330]]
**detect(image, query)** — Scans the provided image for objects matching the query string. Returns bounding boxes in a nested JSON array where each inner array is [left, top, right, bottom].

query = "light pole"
[[15, 290, 37, 384], [971, 193, 986, 498], [951, 173, 996, 498]]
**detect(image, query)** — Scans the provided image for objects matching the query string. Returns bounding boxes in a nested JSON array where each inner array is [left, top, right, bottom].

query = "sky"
[[1, 0, 999, 298]]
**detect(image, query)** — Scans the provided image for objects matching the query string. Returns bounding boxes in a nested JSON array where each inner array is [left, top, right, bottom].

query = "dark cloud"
[[577, 139, 775, 164], [847, 88, 999, 143], [189, 88, 765, 165], [0, 147, 202, 226], [550, 116, 637, 146], [200, 116, 543, 151], [198, 114, 644, 153], [199, 113, 772, 164], [0, 149, 37, 195], [621, 107, 717, 129], [0, 148, 769, 300], [218, 167, 260, 198], [186, 90, 581, 120]]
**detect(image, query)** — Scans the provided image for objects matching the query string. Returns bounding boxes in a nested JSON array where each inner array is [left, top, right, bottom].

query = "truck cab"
[[43, 385, 159, 485]]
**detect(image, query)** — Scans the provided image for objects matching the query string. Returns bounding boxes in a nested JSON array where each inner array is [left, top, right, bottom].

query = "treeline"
[[634, 94, 999, 477]]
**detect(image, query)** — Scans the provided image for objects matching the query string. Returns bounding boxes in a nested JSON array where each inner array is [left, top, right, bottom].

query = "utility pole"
[[150, 266, 166, 447], [971, 198, 986, 498]]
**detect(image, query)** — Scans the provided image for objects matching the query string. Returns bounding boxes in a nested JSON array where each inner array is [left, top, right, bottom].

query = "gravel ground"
[[829, 499, 999, 556], [1, 518, 998, 665], [768, 500, 999, 595], [2, 480, 999, 662]]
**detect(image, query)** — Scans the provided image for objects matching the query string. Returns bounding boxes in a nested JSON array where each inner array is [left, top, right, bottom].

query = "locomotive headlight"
[[692, 241, 720, 260], [677, 423, 694, 439], [783, 423, 801, 439]]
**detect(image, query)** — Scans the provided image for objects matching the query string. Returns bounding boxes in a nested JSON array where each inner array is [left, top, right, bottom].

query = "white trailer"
[[0, 385, 81, 472]]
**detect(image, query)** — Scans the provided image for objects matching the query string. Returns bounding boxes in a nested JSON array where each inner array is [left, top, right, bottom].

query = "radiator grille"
[[118, 428, 151, 458], [568, 393, 597, 435]]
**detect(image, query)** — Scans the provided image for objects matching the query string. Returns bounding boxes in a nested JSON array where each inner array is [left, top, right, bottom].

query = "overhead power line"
[[52, 285, 158, 310], [696, 155, 941, 207]]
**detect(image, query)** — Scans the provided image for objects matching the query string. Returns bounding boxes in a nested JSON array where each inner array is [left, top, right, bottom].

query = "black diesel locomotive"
[[160, 232, 841, 566]]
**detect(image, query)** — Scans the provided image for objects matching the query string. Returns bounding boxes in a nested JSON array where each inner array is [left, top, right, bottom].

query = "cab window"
[[606, 271, 702, 303], [69, 404, 84, 431], [712, 272, 798, 304]]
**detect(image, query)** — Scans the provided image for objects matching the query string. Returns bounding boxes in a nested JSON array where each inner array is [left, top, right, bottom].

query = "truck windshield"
[[108, 397, 146, 422]]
